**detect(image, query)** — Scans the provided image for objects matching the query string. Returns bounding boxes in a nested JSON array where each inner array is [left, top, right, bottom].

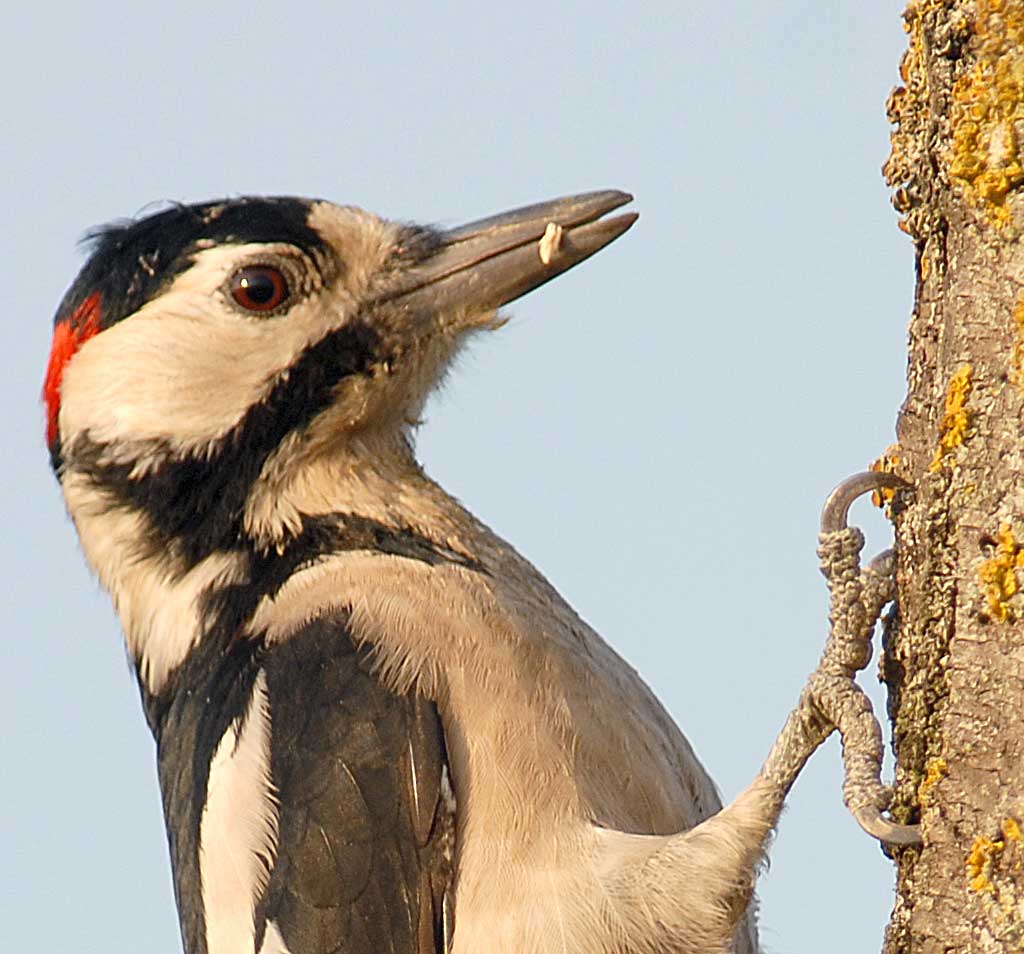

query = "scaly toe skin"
[[759, 471, 921, 848], [818, 472, 921, 846]]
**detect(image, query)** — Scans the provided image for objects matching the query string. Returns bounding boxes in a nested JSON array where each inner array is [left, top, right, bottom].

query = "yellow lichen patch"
[[886, 2, 938, 235], [901, 1, 933, 83], [870, 445, 903, 507], [900, 0, 950, 94], [1004, 816, 1023, 843], [948, 0, 1024, 228], [1010, 299, 1024, 390], [887, 2, 971, 239], [968, 835, 1005, 894], [968, 823, 1024, 934], [918, 756, 948, 807], [979, 523, 1024, 620], [929, 364, 974, 472]]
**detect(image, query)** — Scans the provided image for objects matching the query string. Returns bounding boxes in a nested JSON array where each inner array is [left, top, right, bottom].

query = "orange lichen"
[[870, 445, 903, 507], [1011, 299, 1024, 390], [968, 835, 1005, 894], [870, 445, 905, 510], [900, 0, 949, 88], [967, 820, 1024, 905], [902, 1, 931, 82], [1005, 817, 1023, 844], [886, 1, 941, 237], [948, 0, 1024, 227], [929, 365, 974, 472], [979, 523, 1024, 620], [918, 756, 948, 807]]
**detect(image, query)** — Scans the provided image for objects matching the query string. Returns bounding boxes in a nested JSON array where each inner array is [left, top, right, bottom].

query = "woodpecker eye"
[[230, 266, 290, 313]]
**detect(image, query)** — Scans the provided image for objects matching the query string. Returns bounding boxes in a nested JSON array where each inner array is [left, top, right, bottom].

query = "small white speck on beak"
[[538, 222, 564, 266]]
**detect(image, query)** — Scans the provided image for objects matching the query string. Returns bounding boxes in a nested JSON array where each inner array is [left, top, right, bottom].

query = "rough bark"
[[882, 2, 1024, 951]]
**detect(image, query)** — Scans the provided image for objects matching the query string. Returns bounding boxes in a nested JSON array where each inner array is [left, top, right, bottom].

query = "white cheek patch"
[[58, 243, 358, 456], [201, 670, 280, 954]]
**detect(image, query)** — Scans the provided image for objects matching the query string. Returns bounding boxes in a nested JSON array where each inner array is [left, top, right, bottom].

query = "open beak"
[[385, 190, 637, 318]]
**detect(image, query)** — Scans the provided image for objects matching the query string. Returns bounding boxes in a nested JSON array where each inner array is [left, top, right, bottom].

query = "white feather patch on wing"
[[257, 920, 293, 954], [201, 669, 280, 954]]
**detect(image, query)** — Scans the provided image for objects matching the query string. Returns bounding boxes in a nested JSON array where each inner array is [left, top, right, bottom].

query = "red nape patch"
[[43, 292, 102, 447]]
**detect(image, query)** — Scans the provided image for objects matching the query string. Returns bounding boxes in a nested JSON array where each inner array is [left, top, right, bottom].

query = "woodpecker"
[[46, 191, 916, 954]]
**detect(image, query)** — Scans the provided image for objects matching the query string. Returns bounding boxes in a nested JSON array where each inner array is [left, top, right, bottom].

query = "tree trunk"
[[882, 1, 1024, 950]]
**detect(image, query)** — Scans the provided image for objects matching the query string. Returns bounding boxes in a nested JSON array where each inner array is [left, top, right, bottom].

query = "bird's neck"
[[243, 429, 484, 557], [61, 429, 487, 702]]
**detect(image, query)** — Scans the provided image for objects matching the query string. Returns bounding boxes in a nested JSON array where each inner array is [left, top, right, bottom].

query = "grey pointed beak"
[[384, 190, 637, 319]]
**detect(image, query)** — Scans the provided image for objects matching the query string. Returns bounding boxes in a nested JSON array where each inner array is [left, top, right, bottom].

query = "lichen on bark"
[[883, 1, 1024, 951]]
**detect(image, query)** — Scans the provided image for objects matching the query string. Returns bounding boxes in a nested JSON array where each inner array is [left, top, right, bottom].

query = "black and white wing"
[[151, 612, 454, 954]]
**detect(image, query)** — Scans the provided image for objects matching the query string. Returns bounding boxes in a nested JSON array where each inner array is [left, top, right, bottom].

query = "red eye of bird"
[[230, 265, 290, 313]]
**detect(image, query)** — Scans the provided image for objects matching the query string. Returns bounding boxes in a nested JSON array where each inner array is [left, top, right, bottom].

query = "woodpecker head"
[[45, 192, 636, 562]]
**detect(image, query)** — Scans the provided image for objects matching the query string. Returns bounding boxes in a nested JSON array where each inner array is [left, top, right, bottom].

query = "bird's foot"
[[760, 471, 920, 845], [813, 471, 920, 845]]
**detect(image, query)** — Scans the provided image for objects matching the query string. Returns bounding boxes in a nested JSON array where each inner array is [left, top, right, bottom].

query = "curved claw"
[[853, 806, 922, 846], [821, 472, 912, 534]]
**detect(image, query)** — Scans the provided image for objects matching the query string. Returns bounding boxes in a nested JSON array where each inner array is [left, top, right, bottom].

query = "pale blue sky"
[[4, 4, 911, 951]]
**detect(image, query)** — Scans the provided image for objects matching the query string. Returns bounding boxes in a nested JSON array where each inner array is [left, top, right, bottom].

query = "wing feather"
[[260, 613, 454, 954]]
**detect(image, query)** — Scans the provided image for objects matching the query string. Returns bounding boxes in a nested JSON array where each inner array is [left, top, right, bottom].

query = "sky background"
[[3, 4, 914, 952]]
